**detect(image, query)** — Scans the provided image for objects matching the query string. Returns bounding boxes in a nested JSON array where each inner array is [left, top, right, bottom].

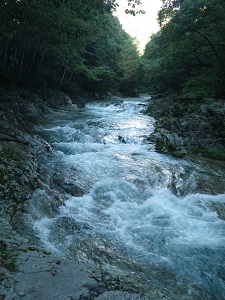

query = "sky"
[[113, 0, 162, 53]]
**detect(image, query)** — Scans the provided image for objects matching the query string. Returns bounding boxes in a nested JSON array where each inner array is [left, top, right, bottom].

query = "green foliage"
[[182, 73, 218, 98], [196, 148, 225, 160], [138, 0, 225, 98], [0, 0, 140, 95]]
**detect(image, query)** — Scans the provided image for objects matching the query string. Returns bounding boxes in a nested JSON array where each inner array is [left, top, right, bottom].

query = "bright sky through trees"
[[114, 0, 162, 53]]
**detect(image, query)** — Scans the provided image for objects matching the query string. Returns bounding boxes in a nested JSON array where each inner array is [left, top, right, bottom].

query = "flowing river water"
[[26, 97, 225, 299]]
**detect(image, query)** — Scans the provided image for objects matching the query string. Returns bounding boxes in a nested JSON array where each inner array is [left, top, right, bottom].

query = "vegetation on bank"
[[138, 0, 225, 99], [0, 0, 140, 96]]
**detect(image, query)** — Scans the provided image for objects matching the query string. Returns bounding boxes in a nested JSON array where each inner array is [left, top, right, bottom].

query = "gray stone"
[[63, 103, 79, 111], [147, 98, 225, 159], [13, 259, 95, 300], [95, 291, 149, 299]]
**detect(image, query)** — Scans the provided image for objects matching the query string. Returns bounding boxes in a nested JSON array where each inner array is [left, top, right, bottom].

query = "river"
[[27, 96, 225, 299]]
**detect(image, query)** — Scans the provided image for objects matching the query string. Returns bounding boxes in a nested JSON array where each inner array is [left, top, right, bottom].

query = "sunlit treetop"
[[105, 0, 145, 15], [157, 0, 184, 26], [3, 0, 145, 15]]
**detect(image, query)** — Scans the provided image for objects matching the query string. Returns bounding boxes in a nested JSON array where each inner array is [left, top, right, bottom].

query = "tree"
[[139, 0, 225, 98], [0, 0, 140, 95]]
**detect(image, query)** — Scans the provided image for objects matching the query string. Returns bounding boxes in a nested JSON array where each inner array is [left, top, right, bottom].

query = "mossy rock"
[[0, 141, 39, 203], [194, 147, 225, 160], [0, 169, 6, 185], [218, 130, 225, 138], [202, 148, 225, 160], [3, 257, 17, 271], [0, 241, 17, 272]]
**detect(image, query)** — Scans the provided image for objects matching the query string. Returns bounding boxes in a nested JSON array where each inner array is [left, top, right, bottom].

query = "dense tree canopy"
[[0, 0, 140, 95], [139, 0, 225, 98]]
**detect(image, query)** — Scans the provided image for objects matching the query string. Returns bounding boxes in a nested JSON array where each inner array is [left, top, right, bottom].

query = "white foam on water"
[[36, 180, 225, 256], [53, 141, 106, 155], [33, 217, 60, 253], [33, 99, 225, 298], [34, 182, 225, 283], [103, 188, 225, 249]]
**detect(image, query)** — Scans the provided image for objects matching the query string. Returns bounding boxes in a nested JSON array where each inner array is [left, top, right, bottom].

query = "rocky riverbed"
[[0, 89, 177, 300], [0, 89, 101, 300], [146, 96, 225, 160], [1, 90, 225, 299]]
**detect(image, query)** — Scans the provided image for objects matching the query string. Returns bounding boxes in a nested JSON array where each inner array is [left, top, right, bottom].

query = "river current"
[[29, 97, 225, 299]]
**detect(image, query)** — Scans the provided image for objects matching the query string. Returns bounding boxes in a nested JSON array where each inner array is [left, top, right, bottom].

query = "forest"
[[0, 0, 140, 96], [0, 0, 225, 98], [139, 0, 225, 98]]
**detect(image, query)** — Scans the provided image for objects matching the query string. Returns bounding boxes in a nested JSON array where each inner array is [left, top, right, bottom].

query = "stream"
[[27, 97, 225, 299]]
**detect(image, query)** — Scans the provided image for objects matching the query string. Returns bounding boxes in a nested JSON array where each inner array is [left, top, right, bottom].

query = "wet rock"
[[62, 103, 79, 111], [70, 95, 89, 108], [1, 211, 207, 300], [42, 89, 72, 108], [147, 97, 225, 160], [0, 141, 40, 204], [118, 135, 126, 144], [52, 174, 84, 196], [95, 291, 149, 299], [13, 257, 96, 300], [150, 128, 185, 157]]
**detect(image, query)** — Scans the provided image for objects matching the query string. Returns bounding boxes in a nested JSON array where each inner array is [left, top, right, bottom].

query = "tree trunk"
[[5, 49, 18, 77], [69, 71, 74, 82], [2, 39, 10, 72], [18, 36, 28, 80], [28, 36, 41, 73], [60, 67, 67, 86], [24, 42, 31, 74], [38, 48, 47, 69]]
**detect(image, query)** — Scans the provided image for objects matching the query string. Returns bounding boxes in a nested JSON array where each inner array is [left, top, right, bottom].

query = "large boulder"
[[147, 97, 225, 159]]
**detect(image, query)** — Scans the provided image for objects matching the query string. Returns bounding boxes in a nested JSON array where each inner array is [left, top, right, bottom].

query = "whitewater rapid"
[[30, 97, 225, 299]]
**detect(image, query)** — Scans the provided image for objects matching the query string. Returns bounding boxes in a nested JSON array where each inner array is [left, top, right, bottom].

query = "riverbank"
[[146, 95, 225, 160], [0, 88, 99, 299]]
